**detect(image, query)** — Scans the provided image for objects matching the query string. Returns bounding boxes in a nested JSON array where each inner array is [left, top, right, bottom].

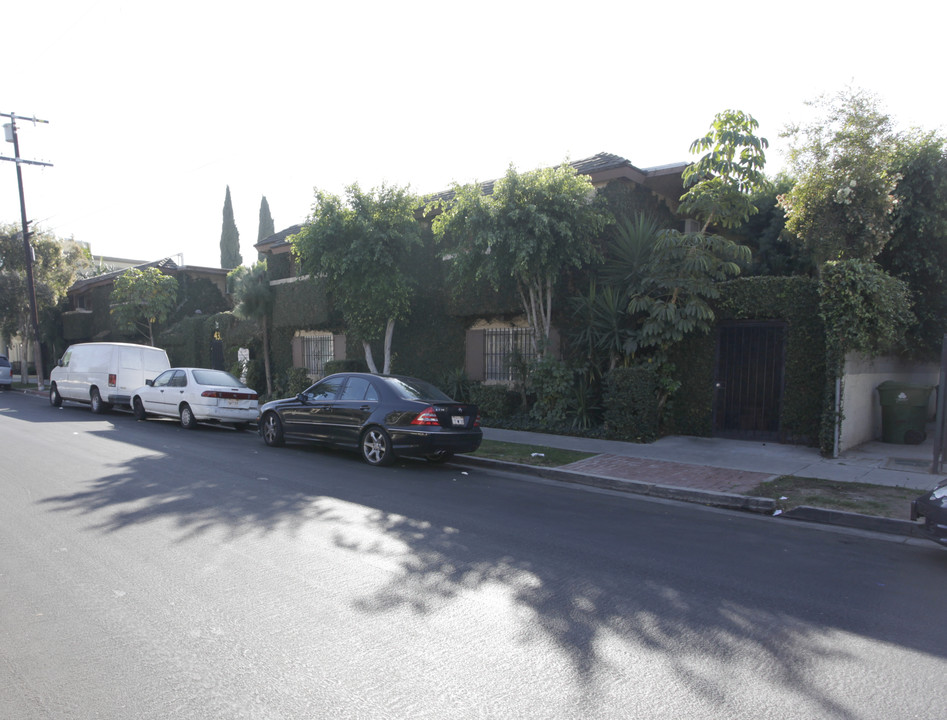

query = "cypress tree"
[[257, 195, 275, 261], [220, 185, 243, 269]]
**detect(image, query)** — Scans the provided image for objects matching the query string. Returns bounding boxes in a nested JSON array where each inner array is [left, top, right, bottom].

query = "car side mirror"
[[296, 392, 308, 404], [145, 379, 154, 387]]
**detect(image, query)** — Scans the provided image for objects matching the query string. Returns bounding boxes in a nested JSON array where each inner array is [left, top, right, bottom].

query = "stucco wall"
[[839, 352, 940, 452]]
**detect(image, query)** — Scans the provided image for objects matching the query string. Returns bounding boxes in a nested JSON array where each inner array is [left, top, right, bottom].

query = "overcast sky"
[[3, 0, 944, 269]]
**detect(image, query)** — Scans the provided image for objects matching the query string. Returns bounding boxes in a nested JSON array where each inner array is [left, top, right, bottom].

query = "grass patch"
[[472, 439, 595, 467], [749, 475, 921, 520]]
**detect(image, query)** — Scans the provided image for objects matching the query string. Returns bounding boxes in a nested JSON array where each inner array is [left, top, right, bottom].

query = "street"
[[2, 390, 946, 719]]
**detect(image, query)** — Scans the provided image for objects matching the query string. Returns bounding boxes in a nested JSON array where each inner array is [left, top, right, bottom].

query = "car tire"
[[133, 397, 147, 421], [180, 404, 197, 430], [361, 426, 394, 466], [260, 412, 284, 447], [426, 450, 454, 464], [50, 384, 62, 407], [90, 388, 105, 414]]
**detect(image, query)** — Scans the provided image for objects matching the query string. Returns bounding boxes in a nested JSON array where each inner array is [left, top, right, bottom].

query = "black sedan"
[[257, 373, 482, 466], [911, 479, 947, 547]]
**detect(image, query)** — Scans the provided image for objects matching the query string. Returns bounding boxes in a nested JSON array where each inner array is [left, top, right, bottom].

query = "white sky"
[[2, 0, 945, 269]]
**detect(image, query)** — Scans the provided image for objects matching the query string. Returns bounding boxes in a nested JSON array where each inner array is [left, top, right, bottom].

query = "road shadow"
[[28, 394, 947, 717]]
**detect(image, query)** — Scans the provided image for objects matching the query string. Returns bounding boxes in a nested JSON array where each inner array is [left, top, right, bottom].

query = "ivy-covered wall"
[[159, 311, 260, 370], [270, 278, 332, 330], [665, 276, 826, 445]]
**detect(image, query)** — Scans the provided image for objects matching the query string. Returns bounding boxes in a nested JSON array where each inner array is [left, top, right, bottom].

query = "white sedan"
[[130, 367, 259, 430]]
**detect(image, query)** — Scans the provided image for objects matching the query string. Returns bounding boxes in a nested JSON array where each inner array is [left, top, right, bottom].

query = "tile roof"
[[68, 257, 179, 293]]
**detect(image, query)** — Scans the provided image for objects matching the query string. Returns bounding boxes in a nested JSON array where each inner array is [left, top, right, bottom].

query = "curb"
[[454, 455, 925, 540], [455, 455, 777, 514]]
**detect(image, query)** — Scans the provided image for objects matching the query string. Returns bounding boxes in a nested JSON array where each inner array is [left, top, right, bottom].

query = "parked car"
[[50, 342, 170, 412], [911, 480, 947, 547], [130, 368, 259, 430], [258, 372, 482, 466], [0, 354, 12, 390]]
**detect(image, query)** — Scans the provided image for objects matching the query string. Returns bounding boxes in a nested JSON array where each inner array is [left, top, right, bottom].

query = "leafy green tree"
[[572, 111, 761, 373], [228, 261, 274, 395], [431, 163, 609, 358], [819, 259, 914, 359], [257, 196, 275, 261], [220, 185, 243, 269], [109, 267, 178, 345], [730, 174, 812, 276], [679, 109, 770, 232], [604, 214, 749, 355], [0, 225, 91, 379], [779, 88, 898, 267], [878, 130, 947, 358], [292, 183, 422, 374]]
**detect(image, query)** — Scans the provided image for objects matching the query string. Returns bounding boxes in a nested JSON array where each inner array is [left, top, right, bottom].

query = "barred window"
[[300, 333, 334, 378], [484, 328, 535, 382]]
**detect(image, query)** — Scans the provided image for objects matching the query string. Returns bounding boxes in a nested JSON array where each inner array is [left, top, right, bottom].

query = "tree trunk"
[[262, 316, 273, 396], [382, 319, 395, 375], [362, 341, 379, 374]]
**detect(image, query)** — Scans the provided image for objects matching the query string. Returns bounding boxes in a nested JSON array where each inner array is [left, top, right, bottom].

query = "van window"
[[60, 351, 72, 367], [121, 348, 143, 370], [144, 351, 169, 372]]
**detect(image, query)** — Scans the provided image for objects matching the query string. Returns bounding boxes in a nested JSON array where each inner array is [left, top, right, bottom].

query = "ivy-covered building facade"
[[254, 153, 692, 386]]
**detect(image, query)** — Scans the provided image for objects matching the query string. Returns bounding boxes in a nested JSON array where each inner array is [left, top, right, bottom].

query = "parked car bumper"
[[193, 404, 259, 424], [911, 485, 947, 547], [389, 427, 482, 457]]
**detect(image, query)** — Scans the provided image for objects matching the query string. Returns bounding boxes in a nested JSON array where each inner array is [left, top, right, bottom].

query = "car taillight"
[[108, 373, 117, 387], [411, 407, 440, 426], [474, 412, 481, 427], [201, 390, 258, 400]]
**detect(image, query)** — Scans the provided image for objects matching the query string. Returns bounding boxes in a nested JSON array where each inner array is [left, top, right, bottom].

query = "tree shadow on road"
[[35, 422, 947, 718]]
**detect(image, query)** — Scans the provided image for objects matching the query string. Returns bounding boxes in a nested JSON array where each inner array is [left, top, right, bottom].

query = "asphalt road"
[[2, 390, 946, 719]]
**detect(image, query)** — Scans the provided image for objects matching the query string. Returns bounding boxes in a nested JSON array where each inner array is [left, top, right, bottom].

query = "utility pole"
[[1, 112, 53, 391]]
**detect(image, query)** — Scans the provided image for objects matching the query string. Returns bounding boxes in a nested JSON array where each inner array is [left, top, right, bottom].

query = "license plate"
[[452, 416, 465, 427]]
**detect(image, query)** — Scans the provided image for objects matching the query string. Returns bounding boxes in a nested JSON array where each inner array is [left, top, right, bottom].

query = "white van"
[[50, 342, 171, 413]]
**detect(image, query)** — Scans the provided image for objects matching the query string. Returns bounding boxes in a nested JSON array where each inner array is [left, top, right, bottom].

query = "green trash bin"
[[876, 381, 933, 444]]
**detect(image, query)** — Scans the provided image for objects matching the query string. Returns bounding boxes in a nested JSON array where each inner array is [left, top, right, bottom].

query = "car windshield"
[[0, 356, 10, 368], [192, 369, 245, 387], [383, 376, 453, 402]]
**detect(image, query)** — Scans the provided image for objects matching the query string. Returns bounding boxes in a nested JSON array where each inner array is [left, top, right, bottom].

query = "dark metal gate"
[[713, 322, 786, 440]]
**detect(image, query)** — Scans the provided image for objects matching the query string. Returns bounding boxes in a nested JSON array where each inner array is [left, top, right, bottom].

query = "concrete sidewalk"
[[480, 426, 946, 492]]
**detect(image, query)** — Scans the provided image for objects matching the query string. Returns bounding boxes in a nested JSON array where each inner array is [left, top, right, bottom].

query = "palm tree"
[[229, 262, 274, 396]]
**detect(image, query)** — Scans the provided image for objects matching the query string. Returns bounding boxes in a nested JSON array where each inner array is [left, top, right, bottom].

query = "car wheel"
[[361, 426, 394, 466], [426, 450, 454, 464], [261, 412, 284, 447], [90, 388, 105, 414], [50, 384, 62, 407], [133, 397, 147, 421], [179, 404, 197, 430]]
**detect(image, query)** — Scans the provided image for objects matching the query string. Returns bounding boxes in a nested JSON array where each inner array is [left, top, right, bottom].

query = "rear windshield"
[[192, 369, 246, 387], [383, 376, 453, 402], [0, 356, 10, 368]]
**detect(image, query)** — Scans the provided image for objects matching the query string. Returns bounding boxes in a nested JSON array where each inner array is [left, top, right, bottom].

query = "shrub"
[[441, 368, 472, 402], [324, 358, 368, 375], [470, 383, 520, 419], [528, 356, 575, 426], [603, 365, 660, 442], [280, 367, 312, 397]]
